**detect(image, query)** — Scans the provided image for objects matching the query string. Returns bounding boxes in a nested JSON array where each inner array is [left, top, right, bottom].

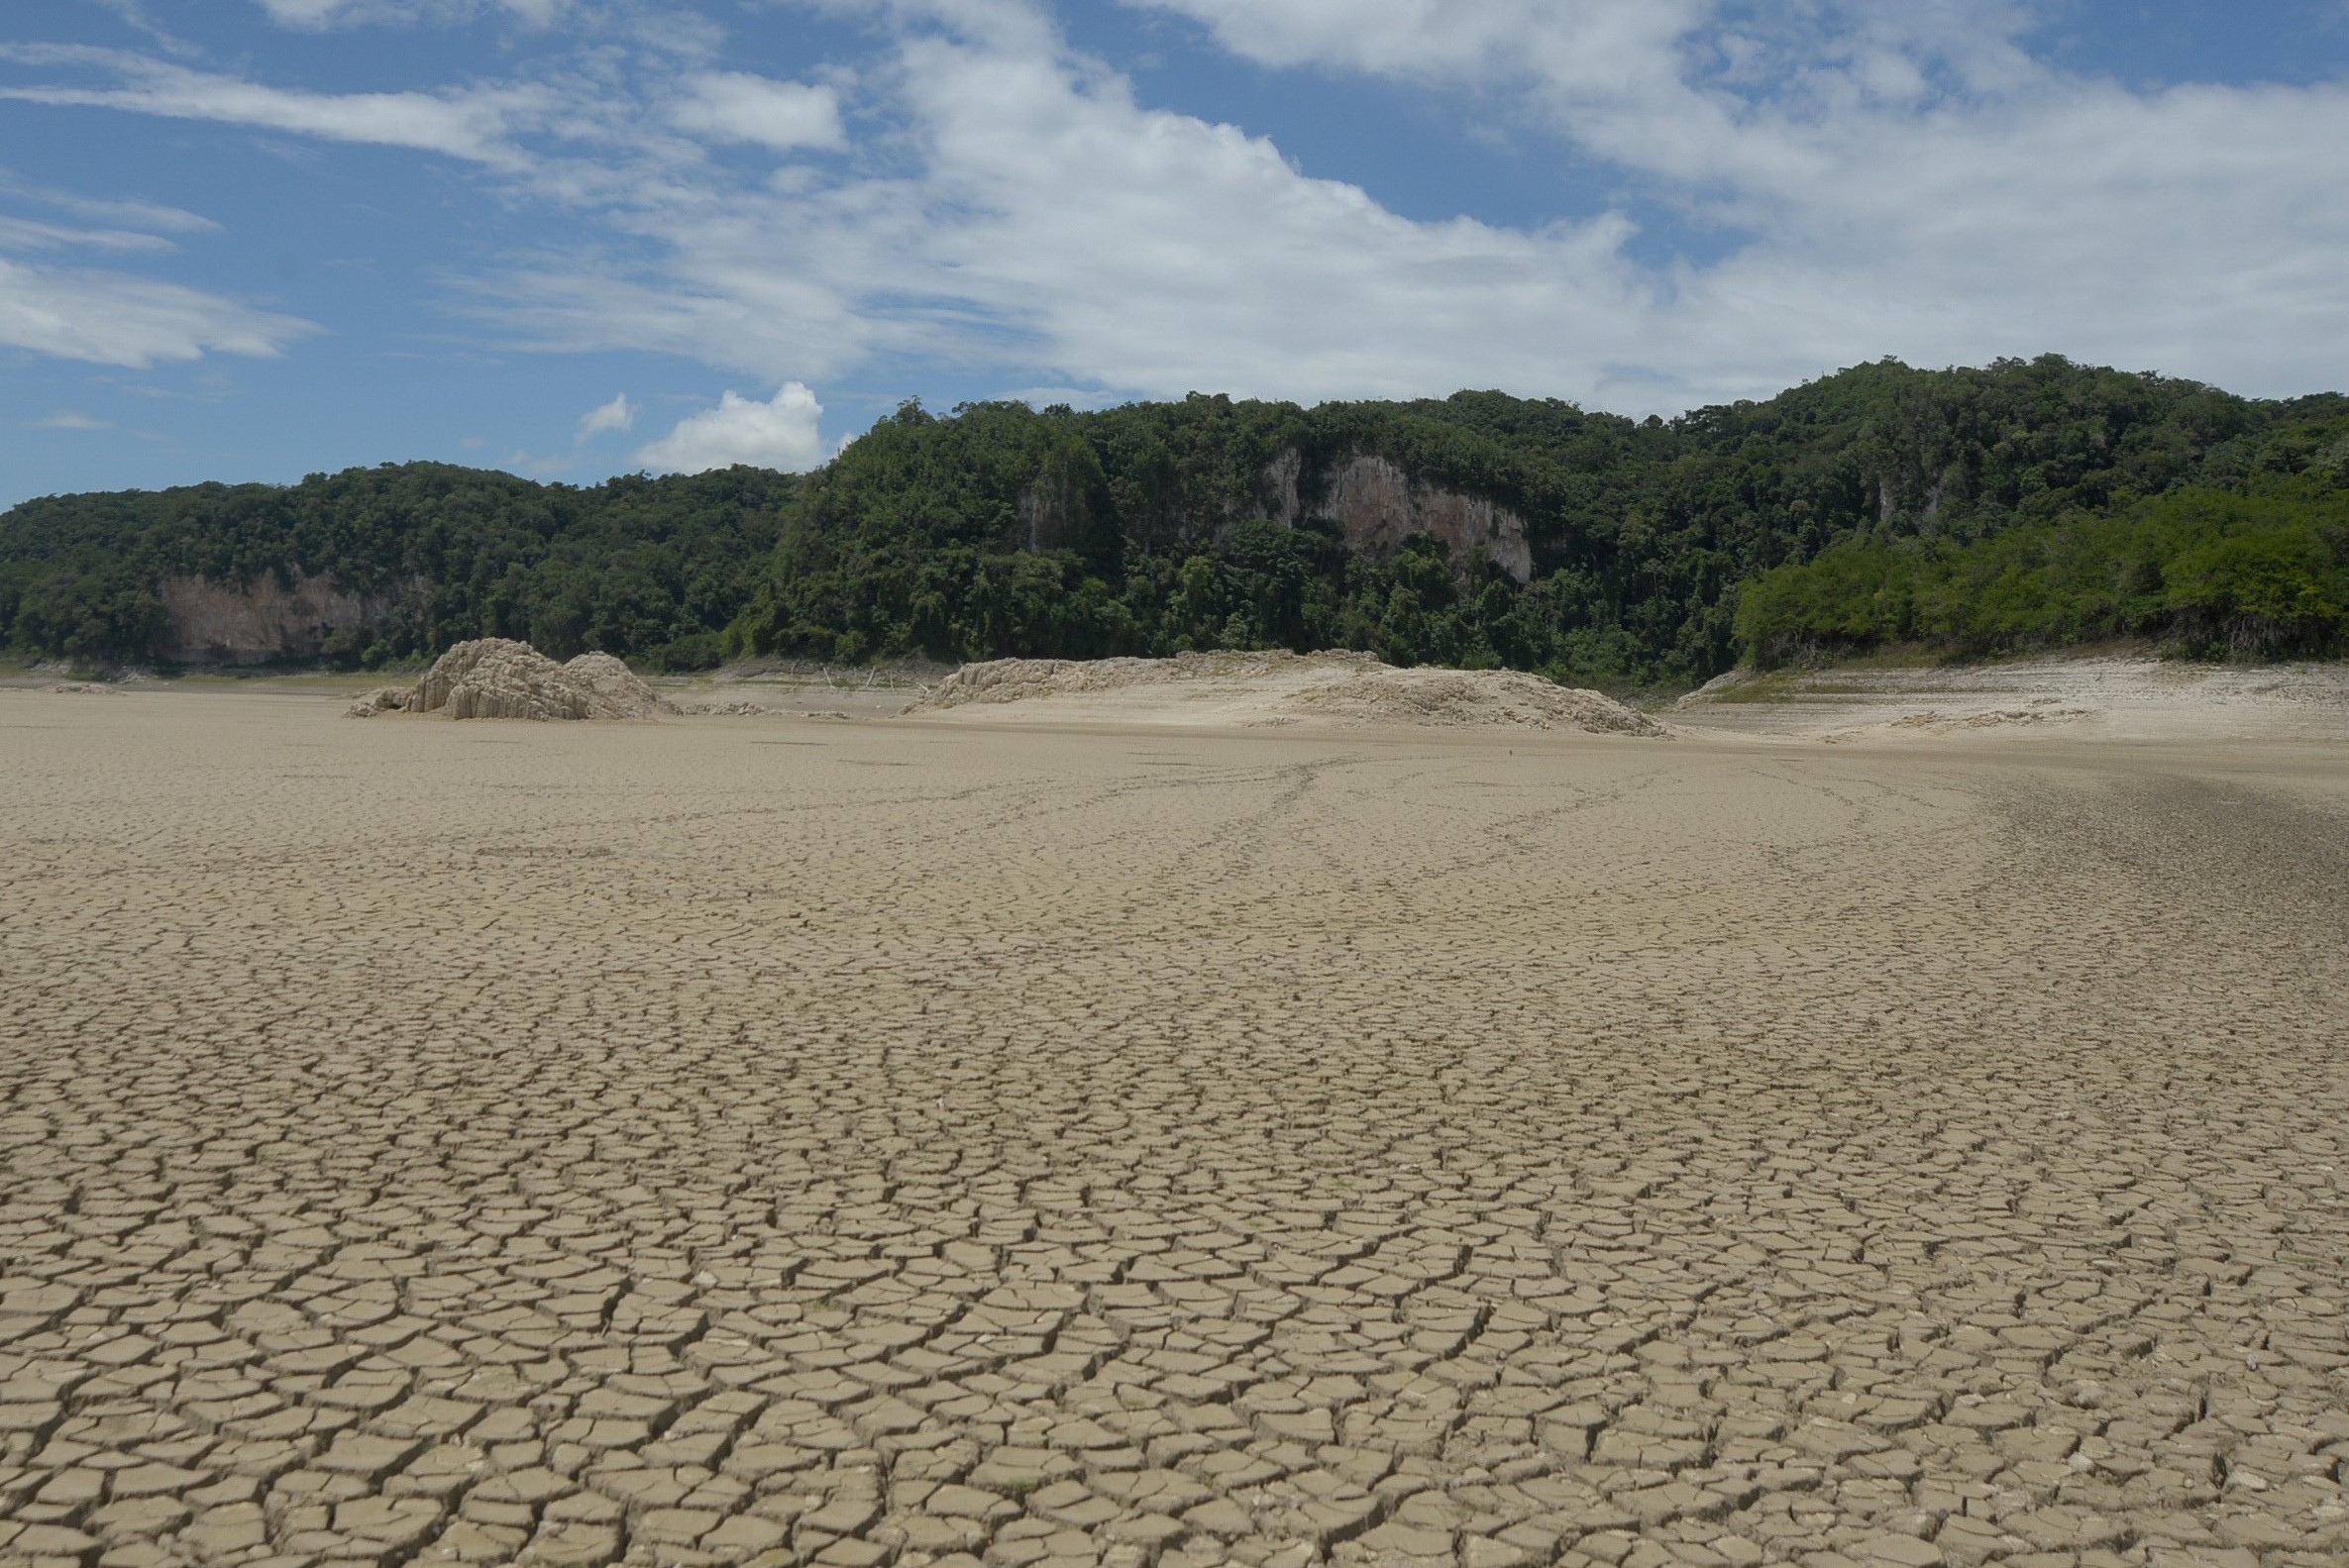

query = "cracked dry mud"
[[4, 692, 2348, 1568]]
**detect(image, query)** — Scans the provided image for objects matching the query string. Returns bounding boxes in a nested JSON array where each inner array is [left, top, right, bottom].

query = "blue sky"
[[3, 0, 2347, 505]]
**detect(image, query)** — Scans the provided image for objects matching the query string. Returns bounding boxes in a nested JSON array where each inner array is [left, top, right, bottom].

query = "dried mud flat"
[[3, 688, 2348, 1568]]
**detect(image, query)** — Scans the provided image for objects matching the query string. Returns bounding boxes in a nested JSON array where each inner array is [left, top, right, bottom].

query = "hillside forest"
[[4, 355, 2345, 685]]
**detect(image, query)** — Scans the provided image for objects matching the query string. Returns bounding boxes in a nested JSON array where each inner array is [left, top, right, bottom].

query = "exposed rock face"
[[1260, 448, 1304, 525], [1017, 478, 1088, 552], [350, 639, 673, 721], [158, 570, 407, 665], [1105, 447, 1533, 582], [1263, 452, 1533, 582]]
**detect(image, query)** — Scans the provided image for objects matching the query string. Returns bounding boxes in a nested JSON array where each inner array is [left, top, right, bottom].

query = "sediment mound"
[[923, 651, 1263, 705], [347, 685, 410, 717], [1298, 664, 1666, 734], [561, 652, 669, 716], [1819, 702, 2095, 744], [349, 639, 673, 720], [678, 699, 778, 717], [1673, 668, 1759, 708], [914, 651, 1666, 735]]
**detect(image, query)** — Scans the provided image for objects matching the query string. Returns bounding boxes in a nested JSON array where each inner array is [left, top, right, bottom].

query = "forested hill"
[[6, 355, 2346, 682], [0, 464, 797, 674]]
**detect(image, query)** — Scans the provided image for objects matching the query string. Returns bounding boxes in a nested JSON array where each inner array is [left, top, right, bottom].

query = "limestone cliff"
[[1264, 451, 1533, 583], [1017, 478, 1088, 553], [157, 569, 408, 665]]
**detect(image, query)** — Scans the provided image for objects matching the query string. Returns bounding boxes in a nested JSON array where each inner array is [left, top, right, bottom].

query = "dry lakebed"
[[2, 658, 2347, 1568]]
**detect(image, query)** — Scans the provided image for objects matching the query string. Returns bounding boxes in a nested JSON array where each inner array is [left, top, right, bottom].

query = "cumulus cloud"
[[670, 73, 846, 152], [577, 392, 634, 438], [466, 29, 1654, 398], [878, 1, 2349, 402], [434, 0, 2349, 409], [0, 258, 317, 366], [881, 32, 1651, 399], [634, 383, 824, 473], [11, 0, 2349, 412]]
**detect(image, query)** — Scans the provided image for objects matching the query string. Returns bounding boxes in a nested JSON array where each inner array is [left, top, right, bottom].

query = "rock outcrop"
[[1261, 451, 1534, 582], [1107, 448, 1535, 582], [159, 569, 410, 665], [349, 640, 673, 721]]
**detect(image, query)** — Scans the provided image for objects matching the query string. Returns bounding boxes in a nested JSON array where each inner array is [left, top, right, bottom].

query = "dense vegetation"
[[1738, 484, 2349, 663], [728, 356, 2349, 680], [0, 464, 793, 671], [6, 355, 2346, 681]]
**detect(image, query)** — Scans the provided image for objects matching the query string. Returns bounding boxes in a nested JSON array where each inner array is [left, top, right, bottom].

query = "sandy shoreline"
[[1670, 652, 2349, 749]]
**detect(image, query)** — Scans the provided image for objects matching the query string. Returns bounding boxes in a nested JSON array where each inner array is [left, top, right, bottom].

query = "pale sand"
[[1673, 653, 2349, 748], [905, 654, 1662, 737], [3, 684, 2347, 1568]]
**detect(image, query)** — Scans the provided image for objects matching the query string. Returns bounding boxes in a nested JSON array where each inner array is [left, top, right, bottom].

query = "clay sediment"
[[1, 688, 2344, 1568]]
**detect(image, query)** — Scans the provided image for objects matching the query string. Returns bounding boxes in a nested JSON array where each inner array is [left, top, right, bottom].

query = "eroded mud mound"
[[915, 650, 1667, 735], [922, 650, 1270, 704], [349, 639, 674, 720], [1301, 664, 1667, 734], [560, 651, 670, 717]]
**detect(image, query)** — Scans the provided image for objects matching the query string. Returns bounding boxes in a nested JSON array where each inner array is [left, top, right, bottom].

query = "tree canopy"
[[0, 463, 794, 671], [6, 356, 2344, 679]]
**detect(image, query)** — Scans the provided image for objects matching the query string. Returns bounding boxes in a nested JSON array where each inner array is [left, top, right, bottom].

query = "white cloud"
[[0, 216, 176, 253], [1121, 0, 1703, 86], [577, 391, 634, 437], [0, 47, 542, 166], [252, 0, 362, 25], [879, 31, 1652, 400], [0, 157, 283, 369], [421, 0, 2349, 411], [252, 0, 569, 29], [634, 383, 825, 473], [36, 411, 113, 430], [10, 1, 2349, 414], [1119, 0, 2038, 110], [0, 176, 218, 235], [872, 1, 2349, 404], [670, 73, 846, 152], [0, 258, 317, 366]]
